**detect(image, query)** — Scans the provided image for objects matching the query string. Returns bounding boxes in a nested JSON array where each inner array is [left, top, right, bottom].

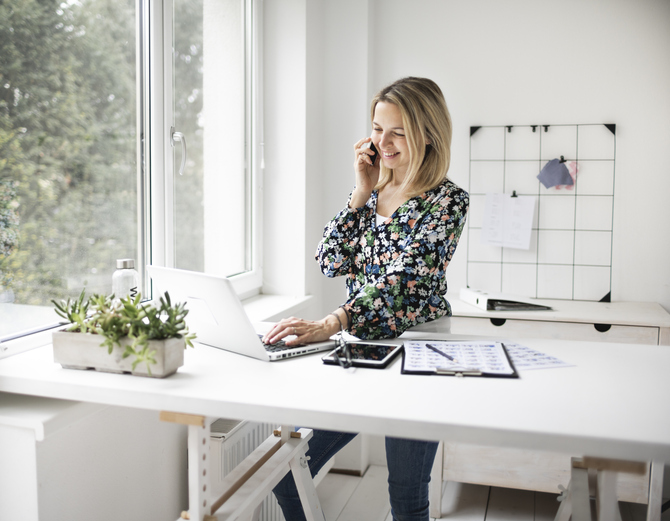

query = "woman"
[[264, 77, 469, 521]]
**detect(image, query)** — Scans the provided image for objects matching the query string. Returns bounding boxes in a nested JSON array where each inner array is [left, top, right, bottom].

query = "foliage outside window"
[[0, 179, 19, 300], [0, 0, 137, 311]]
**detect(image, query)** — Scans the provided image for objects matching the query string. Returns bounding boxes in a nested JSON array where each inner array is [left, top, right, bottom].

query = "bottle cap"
[[116, 258, 135, 269]]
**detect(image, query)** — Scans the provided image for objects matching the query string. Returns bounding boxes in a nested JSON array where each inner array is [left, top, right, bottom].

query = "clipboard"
[[401, 340, 519, 378]]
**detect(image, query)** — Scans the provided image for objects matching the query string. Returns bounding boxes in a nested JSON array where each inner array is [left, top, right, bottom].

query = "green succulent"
[[52, 291, 196, 374]]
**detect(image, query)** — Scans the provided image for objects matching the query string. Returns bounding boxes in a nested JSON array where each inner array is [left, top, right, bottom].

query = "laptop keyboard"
[[258, 335, 301, 352]]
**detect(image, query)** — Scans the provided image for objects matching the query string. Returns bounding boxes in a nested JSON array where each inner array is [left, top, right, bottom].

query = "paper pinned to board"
[[537, 158, 573, 189], [480, 193, 535, 250]]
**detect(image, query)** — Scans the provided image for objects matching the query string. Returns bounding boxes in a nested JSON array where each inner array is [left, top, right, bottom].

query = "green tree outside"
[[0, 0, 207, 313], [0, 0, 137, 305]]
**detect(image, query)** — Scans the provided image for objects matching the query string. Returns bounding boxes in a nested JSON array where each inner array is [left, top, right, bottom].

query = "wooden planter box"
[[52, 330, 185, 378]]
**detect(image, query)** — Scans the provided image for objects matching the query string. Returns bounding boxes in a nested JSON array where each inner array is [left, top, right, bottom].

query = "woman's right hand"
[[350, 137, 380, 209]]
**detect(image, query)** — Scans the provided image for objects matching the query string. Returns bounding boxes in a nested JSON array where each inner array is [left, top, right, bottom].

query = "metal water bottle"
[[112, 259, 139, 300]]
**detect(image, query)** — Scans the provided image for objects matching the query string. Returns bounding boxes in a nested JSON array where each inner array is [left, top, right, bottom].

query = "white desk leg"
[[208, 427, 324, 521], [187, 420, 213, 521], [555, 457, 656, 521], [554, 482, 573, 521], [160, 411, 213, 521], [596, 470, 621, 521], [279, 425, 325, 521], [571, 464, 592, 521], [237, 504, 262, 521], [289, 448, 326, 521], [429, 441, 444, 519], [280, 425, 294, 443], [646, 461, 664, 521]]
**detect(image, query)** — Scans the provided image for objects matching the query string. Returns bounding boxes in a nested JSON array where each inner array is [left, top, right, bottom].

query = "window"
[[0, 0, 261, 343], [163, 0, 262, 297]]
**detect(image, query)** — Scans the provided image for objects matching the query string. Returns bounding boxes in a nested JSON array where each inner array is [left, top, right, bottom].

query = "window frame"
[[145, 0, 263, 300]]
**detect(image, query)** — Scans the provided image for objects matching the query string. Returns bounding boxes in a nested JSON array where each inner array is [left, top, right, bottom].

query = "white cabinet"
[[449, 298, 670, 346], [0, 393, 187, 521]]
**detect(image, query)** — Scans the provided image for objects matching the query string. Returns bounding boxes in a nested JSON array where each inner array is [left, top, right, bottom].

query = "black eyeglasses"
[[333, 333, 352, 369]]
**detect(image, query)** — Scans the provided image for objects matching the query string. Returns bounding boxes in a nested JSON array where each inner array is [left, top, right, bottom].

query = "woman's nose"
[[379, 133, 392, 148]]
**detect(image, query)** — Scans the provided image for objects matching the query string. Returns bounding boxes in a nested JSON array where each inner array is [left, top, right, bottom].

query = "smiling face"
[[371, 101, 410, 178]]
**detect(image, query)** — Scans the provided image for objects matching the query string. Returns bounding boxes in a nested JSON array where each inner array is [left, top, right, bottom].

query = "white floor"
[[315, 465, 670, 521]]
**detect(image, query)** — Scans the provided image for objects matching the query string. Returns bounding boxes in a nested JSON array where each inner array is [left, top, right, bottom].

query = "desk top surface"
[[0, 333, 668, 464]]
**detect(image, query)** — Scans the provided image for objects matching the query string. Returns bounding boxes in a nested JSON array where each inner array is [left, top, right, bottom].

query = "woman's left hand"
[[262, 315, 340, 347]]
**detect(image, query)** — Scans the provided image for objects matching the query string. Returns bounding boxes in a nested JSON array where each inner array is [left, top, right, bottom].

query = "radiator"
[[210, 419, 284, 521]]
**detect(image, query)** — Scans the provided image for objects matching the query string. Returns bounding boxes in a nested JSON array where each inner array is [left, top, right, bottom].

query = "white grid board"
[[465, 123, 616, 301]]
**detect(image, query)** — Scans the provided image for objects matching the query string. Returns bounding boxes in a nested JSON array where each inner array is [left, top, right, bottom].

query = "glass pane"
[[172, 0, 247, 277], [0, 0, 138, 338]]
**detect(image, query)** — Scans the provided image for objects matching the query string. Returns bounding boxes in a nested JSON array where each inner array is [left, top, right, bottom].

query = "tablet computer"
[[321, 342, 403, 369]]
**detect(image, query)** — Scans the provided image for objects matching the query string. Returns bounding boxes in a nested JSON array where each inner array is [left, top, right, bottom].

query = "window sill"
[[1, 329, 55, 360], [242, 294, 315, 323], [0, 294, 315, 360]]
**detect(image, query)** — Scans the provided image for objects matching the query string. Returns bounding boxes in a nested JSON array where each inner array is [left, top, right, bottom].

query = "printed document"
[[402, 340, 516, 376], [480, 193, 535, 250]]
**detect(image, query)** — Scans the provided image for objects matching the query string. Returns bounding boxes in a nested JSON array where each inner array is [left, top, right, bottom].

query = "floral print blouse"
[[316, 179, 469, 340]]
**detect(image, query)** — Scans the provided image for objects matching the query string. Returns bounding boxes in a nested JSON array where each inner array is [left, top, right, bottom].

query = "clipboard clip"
[[435, 368, 483, 377]]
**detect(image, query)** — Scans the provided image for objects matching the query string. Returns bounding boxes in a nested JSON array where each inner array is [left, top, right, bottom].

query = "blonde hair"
[[370, 77, 452, 197]]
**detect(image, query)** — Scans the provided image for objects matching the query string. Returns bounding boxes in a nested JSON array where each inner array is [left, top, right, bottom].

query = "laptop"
[[147, 265, 336, 361]]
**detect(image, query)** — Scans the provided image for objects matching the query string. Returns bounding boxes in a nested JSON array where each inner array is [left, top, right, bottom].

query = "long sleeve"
[[316, 193, 374, 279], [316, 180, 469, 340]]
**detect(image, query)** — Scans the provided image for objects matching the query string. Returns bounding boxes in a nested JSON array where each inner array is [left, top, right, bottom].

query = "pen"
[[425, 343, 457, 363]]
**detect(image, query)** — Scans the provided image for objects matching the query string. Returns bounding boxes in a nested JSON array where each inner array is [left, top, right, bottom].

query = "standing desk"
[[0, 333, 668, 519]]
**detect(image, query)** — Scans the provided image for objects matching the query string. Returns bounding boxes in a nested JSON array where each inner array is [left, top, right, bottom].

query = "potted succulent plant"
[[52, 291, 196, 378]]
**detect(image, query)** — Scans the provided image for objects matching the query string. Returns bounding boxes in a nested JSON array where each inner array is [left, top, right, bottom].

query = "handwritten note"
[[480, 193, 535, 250]]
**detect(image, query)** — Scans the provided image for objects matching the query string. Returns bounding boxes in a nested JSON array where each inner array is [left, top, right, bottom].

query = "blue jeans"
[[272, 429, 439, 521]]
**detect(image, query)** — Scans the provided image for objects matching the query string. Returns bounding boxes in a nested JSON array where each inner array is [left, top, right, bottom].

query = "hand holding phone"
[[351, 138, 381, 208], [364, 140, 379, 165]]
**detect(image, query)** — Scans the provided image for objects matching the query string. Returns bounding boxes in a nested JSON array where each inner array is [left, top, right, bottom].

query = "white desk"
[[0, 334, 668, 465]]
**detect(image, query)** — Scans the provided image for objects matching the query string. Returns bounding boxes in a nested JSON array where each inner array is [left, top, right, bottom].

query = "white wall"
[[305, 0, 670, 315], [263, 0, 309, 300], [263, 0, 372, 318], [306, 1, 376, 317]]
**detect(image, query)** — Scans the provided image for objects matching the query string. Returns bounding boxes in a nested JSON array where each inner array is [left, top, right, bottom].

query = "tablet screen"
[[348, 343, 399, 361], [322, 342, 402, 368]]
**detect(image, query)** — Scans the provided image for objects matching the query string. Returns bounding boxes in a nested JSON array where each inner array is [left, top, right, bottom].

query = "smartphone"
[[322, 342, 402, 369], [364, 141, 379, 165]]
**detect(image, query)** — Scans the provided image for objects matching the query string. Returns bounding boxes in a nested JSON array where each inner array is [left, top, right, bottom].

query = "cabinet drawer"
[[442, 442, 650, 503], [451, 317, 660, 345]]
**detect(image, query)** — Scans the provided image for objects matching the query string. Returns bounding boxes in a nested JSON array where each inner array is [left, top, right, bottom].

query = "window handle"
[[170, 126, 187, 175]]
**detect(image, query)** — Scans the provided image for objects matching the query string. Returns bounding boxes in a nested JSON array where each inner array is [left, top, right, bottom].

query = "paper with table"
[[502, 343, 574, 371], [401, 340, 519, 378], [480, 193, 536, 250]]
